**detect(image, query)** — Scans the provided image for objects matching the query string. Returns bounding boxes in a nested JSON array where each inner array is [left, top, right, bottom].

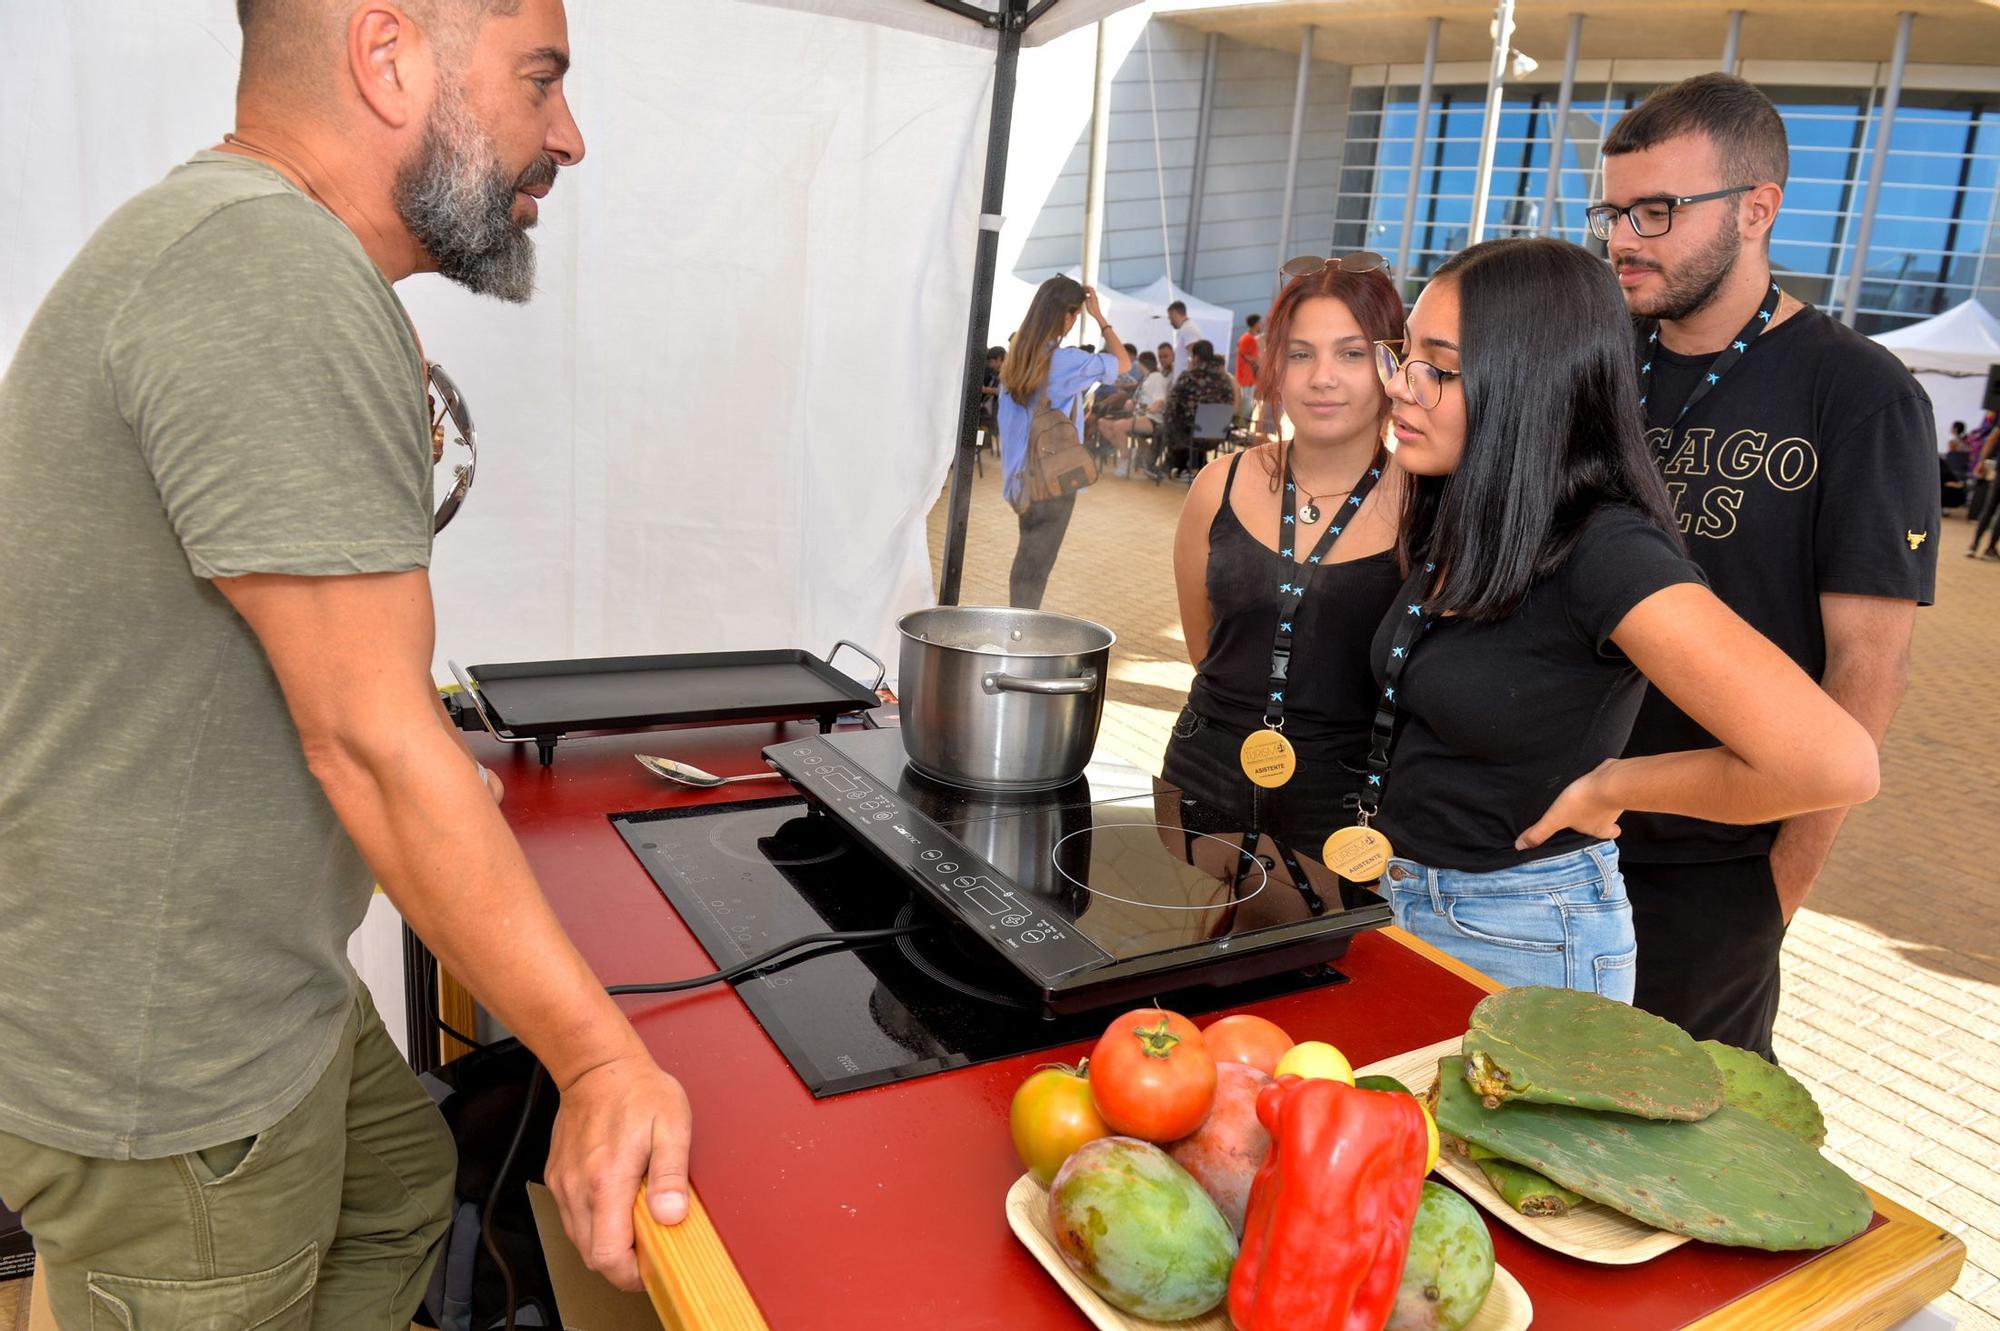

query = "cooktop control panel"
[[767, 738, 1112, 982]]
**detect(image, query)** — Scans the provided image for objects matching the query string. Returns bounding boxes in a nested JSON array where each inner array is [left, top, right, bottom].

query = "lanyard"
[[1352, 560, 1436, 822], [1262, 445, 1390, 732], [1638, 279, 1782, 424]]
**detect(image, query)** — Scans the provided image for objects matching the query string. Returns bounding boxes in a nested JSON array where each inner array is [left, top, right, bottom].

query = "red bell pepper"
[[1227, 1076, 1430, 1331]]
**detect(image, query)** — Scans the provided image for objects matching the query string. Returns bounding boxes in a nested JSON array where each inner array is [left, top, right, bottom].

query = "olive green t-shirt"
[[0, 152, 432, 1158]]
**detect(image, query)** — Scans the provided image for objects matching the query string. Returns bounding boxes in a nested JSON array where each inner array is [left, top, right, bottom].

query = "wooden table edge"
[[621, 923, 1965, 1331]]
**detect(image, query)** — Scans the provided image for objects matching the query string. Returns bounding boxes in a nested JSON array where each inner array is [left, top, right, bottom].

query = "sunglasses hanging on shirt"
[[426, 361, 478, 535], [1239, 445, 1389, 790]]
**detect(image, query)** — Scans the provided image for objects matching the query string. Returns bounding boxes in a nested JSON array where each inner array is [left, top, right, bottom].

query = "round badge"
[[1322, 824, 1395, 883], [1238, 729, 1298, 789]]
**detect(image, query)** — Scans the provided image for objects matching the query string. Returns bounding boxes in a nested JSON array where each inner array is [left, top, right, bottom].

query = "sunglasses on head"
[[1279, 251, 1392, 280]]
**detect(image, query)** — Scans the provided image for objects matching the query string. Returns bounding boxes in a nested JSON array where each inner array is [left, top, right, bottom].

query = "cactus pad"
[[1467, 1145, 1585, 1217], [1701, 1040, 1827, 1147], [1461, 986, 1723, 1120], [1433, 1059, 1871, 1251]]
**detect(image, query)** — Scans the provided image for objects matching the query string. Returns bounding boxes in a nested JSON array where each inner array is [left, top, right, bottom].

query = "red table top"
[[472, 721, 1900, 1331]]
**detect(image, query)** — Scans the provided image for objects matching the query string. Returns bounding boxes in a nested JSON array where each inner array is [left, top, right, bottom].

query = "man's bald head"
[[235, 0, 521, 105]]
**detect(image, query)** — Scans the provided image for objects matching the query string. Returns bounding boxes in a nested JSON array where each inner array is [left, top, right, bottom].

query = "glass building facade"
[[1331, 80, 2000, 333]]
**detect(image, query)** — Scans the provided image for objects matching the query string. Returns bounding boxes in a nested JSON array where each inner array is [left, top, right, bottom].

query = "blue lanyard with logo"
[[1317, 558, 1435, 882], [1236, 445, 1389, 792], [1639, 279, 1782, 424]]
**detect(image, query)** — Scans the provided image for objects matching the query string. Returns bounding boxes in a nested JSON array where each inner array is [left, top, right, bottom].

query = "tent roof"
[[744, 0, 1141, 49], [1872, 300, 2000, 377]]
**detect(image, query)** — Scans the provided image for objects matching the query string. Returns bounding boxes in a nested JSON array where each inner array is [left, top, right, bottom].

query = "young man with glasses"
[[1598, 74, 1937, 1060], [0, 2, 691, 1324]]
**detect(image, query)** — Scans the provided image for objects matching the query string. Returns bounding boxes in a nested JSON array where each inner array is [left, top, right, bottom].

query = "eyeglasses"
[[1374, 341, 1461, 411], [426, 361, 477, 535], [1279, 251, 1391, 280], [1585, 186, 1753, 241]]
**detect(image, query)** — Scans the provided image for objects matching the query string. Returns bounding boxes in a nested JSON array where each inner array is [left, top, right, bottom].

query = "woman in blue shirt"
[[998, 275, 1131, 608]]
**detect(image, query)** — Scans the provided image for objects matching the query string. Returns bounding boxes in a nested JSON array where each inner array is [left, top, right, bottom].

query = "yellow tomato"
[[1417, 1098, 1441, 1173], [1273, 1040, 1354, 1085]]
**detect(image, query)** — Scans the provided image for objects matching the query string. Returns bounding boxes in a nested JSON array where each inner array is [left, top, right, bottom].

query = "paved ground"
[[930, 460, 2000, 1328]]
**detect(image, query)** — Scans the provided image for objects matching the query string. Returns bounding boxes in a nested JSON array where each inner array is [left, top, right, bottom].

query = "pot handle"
[[983, 670, 1098, 696]]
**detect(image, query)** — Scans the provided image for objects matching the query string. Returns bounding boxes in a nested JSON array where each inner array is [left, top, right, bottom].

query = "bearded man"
[[1596, 74, 1937, 1062], [0, 2, 691, 1324]]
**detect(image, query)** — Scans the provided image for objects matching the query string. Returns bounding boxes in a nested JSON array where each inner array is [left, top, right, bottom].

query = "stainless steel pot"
[[896, 606, 1115, 792]]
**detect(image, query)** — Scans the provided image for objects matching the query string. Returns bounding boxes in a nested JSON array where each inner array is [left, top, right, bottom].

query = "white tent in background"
[[1132, 276, 1239, 374], [989, 271, 1238, 377], [1872, 300, 2000, 450]]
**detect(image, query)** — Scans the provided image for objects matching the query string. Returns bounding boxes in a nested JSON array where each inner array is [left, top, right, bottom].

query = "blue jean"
[[1380, 842, 1636, 1001]]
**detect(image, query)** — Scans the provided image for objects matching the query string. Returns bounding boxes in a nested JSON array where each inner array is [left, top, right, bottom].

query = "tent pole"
[[938, 0, 1028, 607], [1841, 11, 1914, 328], [1721, 10, 1744, 75], [1538, 15, 1581, 238], [1394, 17, 1441, 295]]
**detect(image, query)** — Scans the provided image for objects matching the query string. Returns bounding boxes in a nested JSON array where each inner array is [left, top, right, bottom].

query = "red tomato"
[[1010, 1064, 1110, 1187], [1087, 1008, 1216, 1142], [1200, 1014, 1295, 1076]]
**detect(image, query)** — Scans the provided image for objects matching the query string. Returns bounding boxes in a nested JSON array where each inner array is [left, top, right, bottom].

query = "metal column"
[[1721, 10, 1744, 74], [1538, 14, 1583, 238], [937, 0, 1029, 606], [1394, 18, 1442, 293], [1181, 33, 1221, 290], [1276, 26, 1316, 272], [1081, 22, 1114, 289], [1468, 0, 1518, 245], [1840, 11, 1915, 327]]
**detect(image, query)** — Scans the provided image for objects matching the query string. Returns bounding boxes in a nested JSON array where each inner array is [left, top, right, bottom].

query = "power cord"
[[475, 921, 930, 1331]]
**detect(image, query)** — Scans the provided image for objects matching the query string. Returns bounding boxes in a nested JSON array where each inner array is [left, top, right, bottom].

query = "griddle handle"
[[444, 659, 540, 748], [827, 639, 887, 693]]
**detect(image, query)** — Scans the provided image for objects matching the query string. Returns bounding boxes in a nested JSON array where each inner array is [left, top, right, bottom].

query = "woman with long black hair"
[[1357, 238, 1877, 998], [998, 276, 1131, 608]]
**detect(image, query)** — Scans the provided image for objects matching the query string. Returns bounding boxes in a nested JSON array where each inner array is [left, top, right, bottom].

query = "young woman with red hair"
[[1162, 257, 1408, 876]]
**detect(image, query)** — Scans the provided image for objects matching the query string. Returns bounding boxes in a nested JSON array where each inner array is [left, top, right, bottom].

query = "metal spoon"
[[636, 754, 787, 788]]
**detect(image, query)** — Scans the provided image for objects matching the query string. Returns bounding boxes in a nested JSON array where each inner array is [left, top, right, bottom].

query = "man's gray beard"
[[393, 90, 537, 303], [1625, 221, 1742, 323]]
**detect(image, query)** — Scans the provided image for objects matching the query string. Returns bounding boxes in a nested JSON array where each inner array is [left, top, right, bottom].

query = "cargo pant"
[[0, 985, 455, 1329]]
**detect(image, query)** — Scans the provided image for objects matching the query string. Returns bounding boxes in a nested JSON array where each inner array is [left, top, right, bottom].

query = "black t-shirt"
[[1189, 454, 1403, 750], [1372, 505, 1705, 872], [1620, 302, 1938, 863]]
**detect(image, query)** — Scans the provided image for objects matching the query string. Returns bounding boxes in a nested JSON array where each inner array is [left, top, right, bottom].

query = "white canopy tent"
[[1, 0, 1138, 1041], [989, 269, 1237, 373], [1871, 300, 2000, 450]]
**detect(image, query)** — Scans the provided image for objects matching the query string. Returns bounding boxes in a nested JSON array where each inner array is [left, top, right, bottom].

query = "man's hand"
[[546, 1054, 694, 1291], [1516, 759, 1625, 852]]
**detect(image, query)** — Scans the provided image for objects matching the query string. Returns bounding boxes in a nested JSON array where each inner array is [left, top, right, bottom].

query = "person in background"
[[1160, 341, 1237, 479], [1166, 263, 1406, 870], [1944, 425, 1971, 512], [1235, 313, 1263, 420], [1084, 342, 1144, 455], [1372, 237, 1878, 1001], [1599, 73, 1935, 1060], [1968, 438, 2000, 558], [0, 1, 691, 1324], [1168, 300, 1206, 382], [1157, 341, 1176, 381], [998, 275, 1131, 608], [978, 345, 1005, 465], [1098, 350, 1162, 478]]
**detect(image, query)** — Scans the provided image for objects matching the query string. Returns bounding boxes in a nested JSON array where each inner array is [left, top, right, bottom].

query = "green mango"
[[1701, 1040, 1827, 1147], [1047, 1137, 1235, 1319], [1387, 1181, 1496, 1331], [1433, 1058, 1871, 1251], [1461, 986, 1724, 1121], [1356, 1074, 1414, 1096]]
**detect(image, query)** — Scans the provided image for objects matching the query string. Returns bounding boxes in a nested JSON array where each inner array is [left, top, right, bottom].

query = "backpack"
[[1013, 387, 1099, 514], [414, 1040, 563, 1331]]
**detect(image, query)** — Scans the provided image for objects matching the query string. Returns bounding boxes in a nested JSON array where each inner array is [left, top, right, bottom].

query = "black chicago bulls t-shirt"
[[1619, 300, 1938, 863]]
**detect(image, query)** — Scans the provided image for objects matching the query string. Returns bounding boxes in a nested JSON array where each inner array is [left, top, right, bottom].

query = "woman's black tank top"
[[1187, 452, 1403, 755]]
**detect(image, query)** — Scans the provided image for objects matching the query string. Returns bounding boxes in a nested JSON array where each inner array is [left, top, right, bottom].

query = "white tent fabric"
[[1871, 301, 2000, 450], [747, 0, 1137, 49], [2, 3, 1014, 682], [1133, 276, 1239, 373]]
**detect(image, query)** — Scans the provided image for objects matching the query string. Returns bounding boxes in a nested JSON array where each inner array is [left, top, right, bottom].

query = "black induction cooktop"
[[611, 728, 1389, 1096]]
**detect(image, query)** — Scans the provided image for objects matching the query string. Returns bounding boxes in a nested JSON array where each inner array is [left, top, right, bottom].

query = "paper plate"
[[1359, 1036, 1691, 1266], [1006, 1170, 1533, 1330]]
